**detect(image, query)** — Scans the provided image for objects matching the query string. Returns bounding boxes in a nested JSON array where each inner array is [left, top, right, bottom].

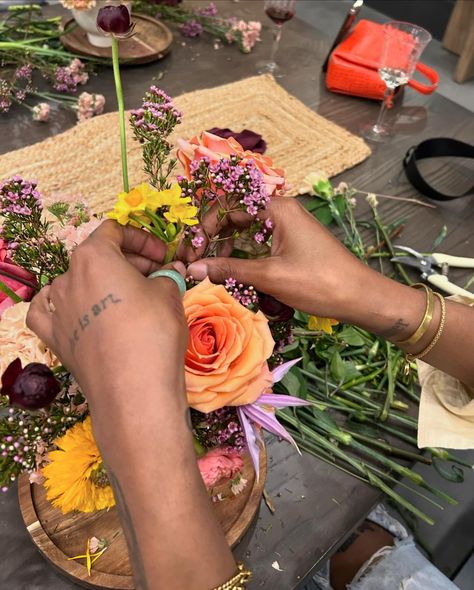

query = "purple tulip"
[[97, 5, 134, 37], [258, 293, 294, 322], [1, 359, 60, 410]]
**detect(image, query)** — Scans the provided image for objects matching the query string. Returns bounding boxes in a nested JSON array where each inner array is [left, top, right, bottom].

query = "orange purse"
[[326, 20, 439, 101]]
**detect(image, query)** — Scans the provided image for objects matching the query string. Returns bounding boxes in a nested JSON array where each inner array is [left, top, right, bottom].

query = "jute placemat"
[[0, 75, 370, 212]]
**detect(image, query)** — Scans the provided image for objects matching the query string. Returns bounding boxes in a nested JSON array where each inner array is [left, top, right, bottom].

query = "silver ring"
[[147, 269, 186, 295]]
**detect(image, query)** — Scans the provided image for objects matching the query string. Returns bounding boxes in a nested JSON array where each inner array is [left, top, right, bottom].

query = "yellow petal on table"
[[308, 315, 339, 335]]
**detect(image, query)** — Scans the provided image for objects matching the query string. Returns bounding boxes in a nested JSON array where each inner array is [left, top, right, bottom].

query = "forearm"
[[341, 270, 474, 387], [89, 382, 236, 590]]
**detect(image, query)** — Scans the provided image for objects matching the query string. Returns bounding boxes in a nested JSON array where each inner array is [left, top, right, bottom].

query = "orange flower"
[[183, 278, 274, 413], [176, 131, 285, 196]]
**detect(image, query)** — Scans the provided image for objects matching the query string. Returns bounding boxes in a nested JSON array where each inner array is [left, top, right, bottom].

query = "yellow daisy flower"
[[42, 417, 115, 514], [107, 182, 182, 226], [308, 315, 339, 335], [164, 201, 199, 226]]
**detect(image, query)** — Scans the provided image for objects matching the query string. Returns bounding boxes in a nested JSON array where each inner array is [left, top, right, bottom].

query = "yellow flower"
[[164, 201, 199, 226], [107, 182, 182, 226], [42, 417, 115, 514], [308, 315, 339, 335]]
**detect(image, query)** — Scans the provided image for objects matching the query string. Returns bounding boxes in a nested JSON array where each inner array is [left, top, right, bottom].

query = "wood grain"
[[18, 446, 266, 590], [60, 14, 173, 65]]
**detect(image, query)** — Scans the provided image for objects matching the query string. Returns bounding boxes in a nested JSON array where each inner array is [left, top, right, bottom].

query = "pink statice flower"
[[198, 447, 244, 488], [57, 218, 103, 253], [32, 102, 51, 122], [77, 92, 106, 122], [54, 58, 88, 93]]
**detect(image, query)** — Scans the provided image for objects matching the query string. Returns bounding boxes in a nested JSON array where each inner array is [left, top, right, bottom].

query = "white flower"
[[366, 193, 379, 208], [230, 475, 248, 496], [299, 171, 328, 195]]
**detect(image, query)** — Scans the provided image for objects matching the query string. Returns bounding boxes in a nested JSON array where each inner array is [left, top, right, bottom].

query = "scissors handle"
[[427, 273, 474, 298], [432, 253, 474, 269]]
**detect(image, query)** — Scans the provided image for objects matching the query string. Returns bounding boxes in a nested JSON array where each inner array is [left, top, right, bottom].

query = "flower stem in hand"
[[111, 37, 129, 193]]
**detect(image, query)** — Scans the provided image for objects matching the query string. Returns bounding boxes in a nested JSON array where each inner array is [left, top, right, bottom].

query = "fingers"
[[26, 285, 55, 350], [187, 256, 272, 291]]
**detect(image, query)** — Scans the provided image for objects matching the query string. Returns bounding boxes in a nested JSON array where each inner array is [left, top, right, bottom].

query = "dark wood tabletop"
[[1, 2, 473, 589]]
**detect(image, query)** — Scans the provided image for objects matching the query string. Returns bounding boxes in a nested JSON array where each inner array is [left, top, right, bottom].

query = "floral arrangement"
[[132, 0, 262, 53], [0, 4, 105, 123]]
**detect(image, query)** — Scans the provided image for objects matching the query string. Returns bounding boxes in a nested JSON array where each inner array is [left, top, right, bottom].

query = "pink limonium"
[[237, 358, 311, 478], [32, 103, 51, 123], [77, 92, 106, 122]]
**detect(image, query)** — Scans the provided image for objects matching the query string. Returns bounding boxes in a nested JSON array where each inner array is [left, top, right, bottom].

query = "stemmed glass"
[[258, 0, 297, 77], [363, 21, 432, 142]]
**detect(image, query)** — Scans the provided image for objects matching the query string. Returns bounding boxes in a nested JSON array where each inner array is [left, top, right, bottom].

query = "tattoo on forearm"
[[108, 471, 149, 590], [380, 318, 409, 339], [69, 293, 122, 352]]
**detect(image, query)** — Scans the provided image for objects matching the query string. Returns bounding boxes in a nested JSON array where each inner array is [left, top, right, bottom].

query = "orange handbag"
[[326, 20, 439, 101]]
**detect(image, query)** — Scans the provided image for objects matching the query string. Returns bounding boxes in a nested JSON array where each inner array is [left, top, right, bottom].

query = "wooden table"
[[0, 2, 473, 589]]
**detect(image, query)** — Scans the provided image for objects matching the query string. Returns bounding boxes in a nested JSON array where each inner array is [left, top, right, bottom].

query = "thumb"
[[187, 257, 271, 290]]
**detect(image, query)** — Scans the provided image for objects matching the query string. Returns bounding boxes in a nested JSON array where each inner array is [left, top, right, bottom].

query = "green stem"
[[111, 37, 129, 193]]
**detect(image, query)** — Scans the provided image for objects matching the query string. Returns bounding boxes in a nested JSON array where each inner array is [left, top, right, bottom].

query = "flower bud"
[[1, 359, 60, 410], [258, 293, 294, 322], [97, 5, 134, 37]]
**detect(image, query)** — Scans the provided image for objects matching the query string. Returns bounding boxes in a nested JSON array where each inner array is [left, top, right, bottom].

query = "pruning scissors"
[[391, 245, 474, 297]]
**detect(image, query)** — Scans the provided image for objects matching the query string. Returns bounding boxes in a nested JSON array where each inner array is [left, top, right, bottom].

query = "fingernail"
[[188, 261, 207, 280]]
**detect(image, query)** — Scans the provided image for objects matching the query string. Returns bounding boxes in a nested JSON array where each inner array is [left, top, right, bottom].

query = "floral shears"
[[391, 245, 474, 297]]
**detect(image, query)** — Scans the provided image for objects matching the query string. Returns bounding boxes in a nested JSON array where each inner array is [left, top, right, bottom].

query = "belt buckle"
[[403, 145, 416, 167]]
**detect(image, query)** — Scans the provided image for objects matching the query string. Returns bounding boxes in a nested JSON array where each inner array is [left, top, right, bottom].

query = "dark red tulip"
[[258, 293, 294, 322], [97, 5, 134, 37], [1, 359, 60, 410]]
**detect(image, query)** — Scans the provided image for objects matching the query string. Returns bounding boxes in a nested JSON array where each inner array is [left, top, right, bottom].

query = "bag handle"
[[408, 62, 439, 95], [403, 138, 474, 201]]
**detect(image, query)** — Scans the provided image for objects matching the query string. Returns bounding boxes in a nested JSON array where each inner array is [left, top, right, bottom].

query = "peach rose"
[[176, 131, 285, 196], [0, 302, 59, 376], [198, 447, 244, 488], [184, 278, 274, 413]]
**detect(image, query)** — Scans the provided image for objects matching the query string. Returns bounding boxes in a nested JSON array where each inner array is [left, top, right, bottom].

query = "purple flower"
[[130, 86, 182, 140], [97, 5, 134, 37], [15, 65, 32, 81], [195, 2, 217, 17], [180, 19, 203, 38], [0, 177, 42, 215], [1, 359, 60, 410]]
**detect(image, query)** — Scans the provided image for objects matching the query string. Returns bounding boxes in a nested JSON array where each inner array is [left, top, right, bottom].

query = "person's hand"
[[187, 198, 383, 324], [26, 221, 188, 429]]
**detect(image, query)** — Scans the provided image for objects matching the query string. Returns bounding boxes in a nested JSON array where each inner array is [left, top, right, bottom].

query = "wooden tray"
[[60, 14, 173, 65], [18, 447, 266, 589]]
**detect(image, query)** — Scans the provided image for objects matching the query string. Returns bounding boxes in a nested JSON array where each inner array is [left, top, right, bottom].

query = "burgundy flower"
[[207, 128, 267, 154], [97, 5, 134, 37], [1, 359, 60, 410], [258, 293, 294, 322]]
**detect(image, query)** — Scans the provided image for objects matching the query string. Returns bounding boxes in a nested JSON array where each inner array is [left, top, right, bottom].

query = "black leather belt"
[[403, 138, 474, 201]]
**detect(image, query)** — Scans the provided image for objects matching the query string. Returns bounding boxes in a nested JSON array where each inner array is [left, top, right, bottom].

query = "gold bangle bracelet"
[[212, 563, 252, 590], [406, 293, 446, 362], [396, 283, 435, 346]]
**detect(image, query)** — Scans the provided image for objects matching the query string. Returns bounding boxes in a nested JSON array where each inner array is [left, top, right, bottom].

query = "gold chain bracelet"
[[212, 563, 252, 590]]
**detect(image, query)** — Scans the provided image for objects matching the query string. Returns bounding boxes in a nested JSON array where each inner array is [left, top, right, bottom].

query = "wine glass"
[[258, 0, 297, 77], [362, 21, 432, 142]]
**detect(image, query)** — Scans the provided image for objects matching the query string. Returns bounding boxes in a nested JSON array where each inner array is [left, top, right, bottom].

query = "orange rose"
[[176, 131, 285, 196], [183, 278, 274, 413]]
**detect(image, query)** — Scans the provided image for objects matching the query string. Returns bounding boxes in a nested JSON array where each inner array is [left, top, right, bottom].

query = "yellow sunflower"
[[308, 315, 339, 335], [42, 417, 115, 514]]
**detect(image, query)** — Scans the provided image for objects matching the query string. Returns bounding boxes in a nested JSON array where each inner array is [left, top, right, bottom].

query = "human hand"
[[187, 198, 382, 323], [26, 221, 188, 423]]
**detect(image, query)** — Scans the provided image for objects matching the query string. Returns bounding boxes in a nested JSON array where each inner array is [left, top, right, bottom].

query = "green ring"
[[147, 269, 186, 295]]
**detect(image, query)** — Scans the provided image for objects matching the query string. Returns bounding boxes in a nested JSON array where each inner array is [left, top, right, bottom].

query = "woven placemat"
[[0, 75, 370, 212]]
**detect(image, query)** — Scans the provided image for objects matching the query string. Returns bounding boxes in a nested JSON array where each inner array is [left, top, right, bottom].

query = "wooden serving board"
[[18, 447, 266, 589], [60, 14, 173, 65]]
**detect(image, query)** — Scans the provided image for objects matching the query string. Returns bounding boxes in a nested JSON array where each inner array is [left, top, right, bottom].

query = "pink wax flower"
[[77, 92, 106, 123], [32, 103, 51, 123], [198, 447, 244, 488], [57, 218, 103, 253]]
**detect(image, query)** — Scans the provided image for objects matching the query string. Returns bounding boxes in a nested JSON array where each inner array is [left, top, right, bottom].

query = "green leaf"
[[330, 351, 346, 382], [166, 222, 177, 240], [281, 370, 302, 396], [338, 326, 365, 347], [292, 366, 309, 399], [0, 281, 23, 303], [314, 204, 333, 226], [314, 179, 334, 198], [334, 194, 347, 217], [303, 197, 325, 212], [432, 225, 448, 250]]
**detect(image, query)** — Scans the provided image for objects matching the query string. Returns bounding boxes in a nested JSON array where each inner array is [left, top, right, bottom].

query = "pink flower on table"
[[56, 218, 103, 253], [77, 92, 106, 122], [198, 447, 244, 488], [32, 103, 51, 123], [177, 131, 285, 196]]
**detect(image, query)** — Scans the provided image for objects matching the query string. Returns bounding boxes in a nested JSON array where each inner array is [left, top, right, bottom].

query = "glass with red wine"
[[258, 0, 296, 76]]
